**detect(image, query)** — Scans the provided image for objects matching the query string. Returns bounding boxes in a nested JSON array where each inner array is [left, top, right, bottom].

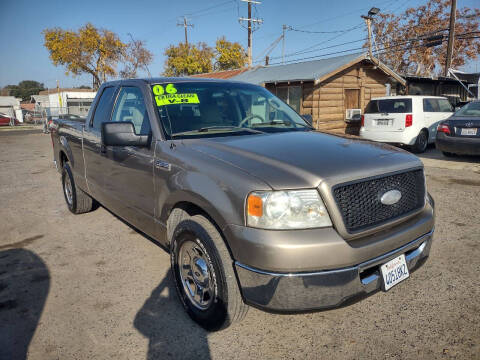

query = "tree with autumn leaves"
[[371, 0, 480, 76], [43, 23, 153, 89], [163, 37, 247, 76]]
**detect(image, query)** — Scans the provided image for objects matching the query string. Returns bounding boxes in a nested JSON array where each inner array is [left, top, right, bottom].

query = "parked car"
[[436, 100, 480, 156], [0, 113, 20, 126], [51, 79, 435, 330], [360, 96, 453, 153]]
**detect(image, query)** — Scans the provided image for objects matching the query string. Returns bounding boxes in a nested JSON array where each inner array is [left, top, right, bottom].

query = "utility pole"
[[177, 16, 194, 47], [361, 15, 373, 59], [282, 24, 287, 64], [444, 0, 457, 76], [361, 8, 380, 62], [239, 0, 263, 67]]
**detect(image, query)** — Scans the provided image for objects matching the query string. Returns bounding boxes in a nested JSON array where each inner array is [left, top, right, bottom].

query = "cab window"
[[92, 86, 116, 130], [111, 87, 151, 135]]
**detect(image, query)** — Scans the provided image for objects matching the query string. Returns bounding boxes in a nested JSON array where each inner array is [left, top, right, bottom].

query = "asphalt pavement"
[[0, 132, 479, 359]]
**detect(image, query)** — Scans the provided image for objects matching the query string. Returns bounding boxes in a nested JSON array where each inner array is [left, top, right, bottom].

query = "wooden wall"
[[268, 61, 397, 135]]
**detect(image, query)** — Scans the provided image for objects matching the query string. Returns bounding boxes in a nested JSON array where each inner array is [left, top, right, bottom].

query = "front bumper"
[[435, 133, 480, 155], [235, 229, 433, 312]]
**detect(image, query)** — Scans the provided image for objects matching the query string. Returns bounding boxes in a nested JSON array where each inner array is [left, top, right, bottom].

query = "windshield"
[[454, 101, 480, 117], [151, 81, 311, 138]]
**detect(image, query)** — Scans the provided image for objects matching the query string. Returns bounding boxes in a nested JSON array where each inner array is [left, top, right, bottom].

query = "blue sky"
[[1, 0, 479, 89]]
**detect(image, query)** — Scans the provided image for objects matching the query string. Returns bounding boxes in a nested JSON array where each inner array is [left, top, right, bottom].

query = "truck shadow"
[[0, 248, 50, 360], [134, 270, 211, 360]]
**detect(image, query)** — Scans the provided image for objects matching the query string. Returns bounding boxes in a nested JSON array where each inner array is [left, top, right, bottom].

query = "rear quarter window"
[[365, 99, 412, 114], [423, 98, 453, 112]]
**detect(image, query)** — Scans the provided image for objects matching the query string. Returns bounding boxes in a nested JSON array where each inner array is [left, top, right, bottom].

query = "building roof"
[[0, 96, 21, 106], [38, 88, 95, 95], [20, 103, 35, 111], [232, 53, 406, 86], [190, 68, 249, 79]]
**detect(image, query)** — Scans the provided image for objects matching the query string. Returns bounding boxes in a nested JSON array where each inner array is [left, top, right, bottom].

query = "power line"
[[259, 37, 367, 63], [265, 31, 480, 66], [288, 24, 364, 34]]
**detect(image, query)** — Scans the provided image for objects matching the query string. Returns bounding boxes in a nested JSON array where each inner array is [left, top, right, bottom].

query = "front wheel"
[[171, 215, 248, 331]]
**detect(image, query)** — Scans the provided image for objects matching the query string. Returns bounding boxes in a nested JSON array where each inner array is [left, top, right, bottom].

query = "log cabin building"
[[231, 53, 406, 134]]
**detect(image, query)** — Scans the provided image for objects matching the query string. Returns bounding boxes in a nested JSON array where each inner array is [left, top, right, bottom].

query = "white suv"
[[359, 96, 453, 153]]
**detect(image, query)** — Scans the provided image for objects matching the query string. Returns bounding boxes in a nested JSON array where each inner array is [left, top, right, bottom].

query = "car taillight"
[[361, 115, 364, 127], [437, 123, 451, 135], [405, 114, 413, 127]]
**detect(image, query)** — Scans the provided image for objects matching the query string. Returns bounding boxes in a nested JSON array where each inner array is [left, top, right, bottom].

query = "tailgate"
[[363, 98, 412, 132], [364, 112, 408, 132]]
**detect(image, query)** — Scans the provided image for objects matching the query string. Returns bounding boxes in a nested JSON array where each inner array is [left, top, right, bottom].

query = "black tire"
[[442, 151, 455, 157], [171, 215, 248, 331], [412, 130, 428, 153], [167, 207, 190, 243], [62, 163, 94, 214]]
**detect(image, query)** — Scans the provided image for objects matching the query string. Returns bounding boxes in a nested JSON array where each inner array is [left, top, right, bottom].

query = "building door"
[[344, 89, 360, 111]]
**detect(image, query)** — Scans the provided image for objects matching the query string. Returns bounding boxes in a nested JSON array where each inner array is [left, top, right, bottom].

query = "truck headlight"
[[246, 190, 332, 229]]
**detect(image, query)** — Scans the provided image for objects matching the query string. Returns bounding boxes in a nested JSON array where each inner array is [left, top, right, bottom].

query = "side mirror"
[[301, 114, 313, 126], [102, 122, 149, 147]]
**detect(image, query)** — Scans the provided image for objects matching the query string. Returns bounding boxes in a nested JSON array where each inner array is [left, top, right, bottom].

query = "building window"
[[276, 86, 302, 113]]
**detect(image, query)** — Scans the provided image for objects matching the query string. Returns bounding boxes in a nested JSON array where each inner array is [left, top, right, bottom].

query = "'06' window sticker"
[[153, 84, 200, 106]]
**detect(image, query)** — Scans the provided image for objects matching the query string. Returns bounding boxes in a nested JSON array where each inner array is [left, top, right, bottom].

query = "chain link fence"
[[23, 105, 92, 132]]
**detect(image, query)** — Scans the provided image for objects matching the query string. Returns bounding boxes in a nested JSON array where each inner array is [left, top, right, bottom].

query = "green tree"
[[43, 23, 126, 89], [215, 37, 247, 70], [163, 42, 214, 76], [1, 81, 45, 101]]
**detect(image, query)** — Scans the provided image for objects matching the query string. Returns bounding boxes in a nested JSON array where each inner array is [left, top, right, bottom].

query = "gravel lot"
[[0, 131, 479, 360]]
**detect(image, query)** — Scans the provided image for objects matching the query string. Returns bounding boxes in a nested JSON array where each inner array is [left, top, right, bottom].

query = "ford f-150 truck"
[[51, 78, 435, 331]]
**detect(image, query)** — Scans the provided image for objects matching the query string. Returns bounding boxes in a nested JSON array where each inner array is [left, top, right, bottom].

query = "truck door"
[[102, 86, 156, 235], [83, 86, 117, 202]]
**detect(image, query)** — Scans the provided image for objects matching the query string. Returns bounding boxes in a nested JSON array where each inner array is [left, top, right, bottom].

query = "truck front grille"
[[333, 169, 425, 233]]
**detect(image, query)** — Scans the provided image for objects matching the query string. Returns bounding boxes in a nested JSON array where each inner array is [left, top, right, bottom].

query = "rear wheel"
[[442, 151, 455, 157], [62, 163, 94, 214], [412, 130, 428, 153], [171, 215, 248, 331]]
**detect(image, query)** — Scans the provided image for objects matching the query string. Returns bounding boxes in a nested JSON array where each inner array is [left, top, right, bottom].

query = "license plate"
[[376, 119, 390, 126], [381, 254, 409, 291], [461, 128, 477, 136]]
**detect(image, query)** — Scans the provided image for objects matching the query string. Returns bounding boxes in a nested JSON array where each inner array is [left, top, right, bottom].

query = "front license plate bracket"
[[381, 254, 410, 291]]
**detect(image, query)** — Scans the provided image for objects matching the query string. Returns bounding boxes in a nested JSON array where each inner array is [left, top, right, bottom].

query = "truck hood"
[[187, 131, 423, 189]]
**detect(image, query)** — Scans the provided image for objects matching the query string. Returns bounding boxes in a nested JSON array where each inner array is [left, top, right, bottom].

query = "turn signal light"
[[361, 115, 365, 127], [247, 194, 263, 217], [437, 123, 451, 135], [405, 114, 413, 127]]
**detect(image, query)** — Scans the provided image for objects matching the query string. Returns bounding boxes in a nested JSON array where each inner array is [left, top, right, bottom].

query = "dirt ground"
[[0, 130, 479, 360]]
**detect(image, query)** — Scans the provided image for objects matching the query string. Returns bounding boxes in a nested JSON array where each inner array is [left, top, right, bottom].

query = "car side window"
[[437, 99, 453, 112], [92, 87, 116, 130], [111, 87, 151, 135], [423, 98, 437, 112]]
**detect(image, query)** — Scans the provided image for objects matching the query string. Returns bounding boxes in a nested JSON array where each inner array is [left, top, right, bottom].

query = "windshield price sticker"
[[155, 93, 200, 106], [153, 83, 177, 95]]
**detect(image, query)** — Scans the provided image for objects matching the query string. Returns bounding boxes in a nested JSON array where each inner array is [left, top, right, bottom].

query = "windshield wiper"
[[172, 126, 264, 137]]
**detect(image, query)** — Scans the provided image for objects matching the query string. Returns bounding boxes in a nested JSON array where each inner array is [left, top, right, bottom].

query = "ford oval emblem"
[[381, 190, 402, 205]]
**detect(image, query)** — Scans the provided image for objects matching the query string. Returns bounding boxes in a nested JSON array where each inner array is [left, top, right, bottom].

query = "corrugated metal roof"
[[232, 52, 364, 84], [190, 68, 248, 79]]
